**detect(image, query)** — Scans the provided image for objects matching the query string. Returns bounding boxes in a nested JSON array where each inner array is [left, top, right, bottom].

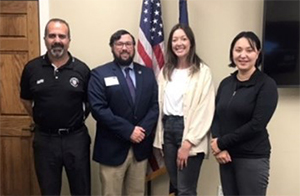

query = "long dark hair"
[[163, 24, 203, 81]]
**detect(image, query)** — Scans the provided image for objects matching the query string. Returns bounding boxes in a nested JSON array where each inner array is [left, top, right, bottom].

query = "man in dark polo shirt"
[[20, 18, 91, 195]]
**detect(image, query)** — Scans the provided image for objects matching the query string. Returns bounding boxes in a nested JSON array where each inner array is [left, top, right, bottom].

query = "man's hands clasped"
[[130, 126, 146, 143]]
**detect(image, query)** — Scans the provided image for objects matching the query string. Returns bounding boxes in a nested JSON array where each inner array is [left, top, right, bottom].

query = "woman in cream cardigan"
[[153, 23, 215, 196]]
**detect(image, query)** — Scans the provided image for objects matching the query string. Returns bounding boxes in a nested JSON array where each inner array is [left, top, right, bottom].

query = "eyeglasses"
[[114, 42, 134, 48]]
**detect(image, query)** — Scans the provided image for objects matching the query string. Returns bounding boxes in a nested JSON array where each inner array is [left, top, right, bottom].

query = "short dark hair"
[[229, 31, 262, 68], [109, 30, 136, 47], [44, 18, 71, 39]]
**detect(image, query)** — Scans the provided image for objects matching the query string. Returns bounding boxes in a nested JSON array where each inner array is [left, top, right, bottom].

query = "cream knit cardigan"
[[153, 63, 215, 156]]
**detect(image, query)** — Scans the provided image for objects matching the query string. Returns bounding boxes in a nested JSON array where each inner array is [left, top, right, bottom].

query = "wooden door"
[[0, 0, 40, 195]]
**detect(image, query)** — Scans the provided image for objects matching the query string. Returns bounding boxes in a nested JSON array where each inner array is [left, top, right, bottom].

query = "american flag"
[[136, 0, 165, 77], [136, 0, 166, 182]]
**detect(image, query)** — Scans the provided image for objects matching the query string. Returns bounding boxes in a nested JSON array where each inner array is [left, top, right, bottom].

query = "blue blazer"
[[88, 61, 159, 166]]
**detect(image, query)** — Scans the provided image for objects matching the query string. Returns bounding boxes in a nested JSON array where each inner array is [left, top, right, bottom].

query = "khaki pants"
[[99, 148, 147, 196]]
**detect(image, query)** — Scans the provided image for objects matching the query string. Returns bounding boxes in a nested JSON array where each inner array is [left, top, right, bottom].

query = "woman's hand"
[[211, 138, 221, 155], [215, 150, 232, 164], [177, 140, 192, 170]]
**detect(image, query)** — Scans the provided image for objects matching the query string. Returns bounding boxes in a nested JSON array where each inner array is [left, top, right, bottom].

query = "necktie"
[[125, 68, 135, 103]]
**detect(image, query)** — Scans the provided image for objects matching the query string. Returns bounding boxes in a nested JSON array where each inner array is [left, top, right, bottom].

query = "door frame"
[[38, 0, 49, 54]]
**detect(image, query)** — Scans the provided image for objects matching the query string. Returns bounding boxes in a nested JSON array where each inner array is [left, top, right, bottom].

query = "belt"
[[163, 115, 183, 120], [36, 124, 84, 135]]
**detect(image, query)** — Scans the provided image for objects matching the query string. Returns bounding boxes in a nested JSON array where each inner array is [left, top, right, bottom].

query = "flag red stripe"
[[153, 44, 165, 69], [138, 40, 153, 68]]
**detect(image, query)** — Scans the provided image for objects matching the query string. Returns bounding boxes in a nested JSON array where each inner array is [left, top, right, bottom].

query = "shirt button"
[[55, 76, 58, 79]]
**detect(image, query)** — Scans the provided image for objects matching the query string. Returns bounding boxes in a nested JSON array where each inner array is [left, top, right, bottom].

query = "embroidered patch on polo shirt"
[[36, 79, 44, 84], [70, 77, 79, 87]]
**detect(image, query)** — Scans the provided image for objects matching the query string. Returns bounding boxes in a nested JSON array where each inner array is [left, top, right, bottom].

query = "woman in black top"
[[211, 31, 278, 196]]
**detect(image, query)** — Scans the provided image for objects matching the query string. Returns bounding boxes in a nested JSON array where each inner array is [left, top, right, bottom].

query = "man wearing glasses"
[[88, 30, 159, 196]]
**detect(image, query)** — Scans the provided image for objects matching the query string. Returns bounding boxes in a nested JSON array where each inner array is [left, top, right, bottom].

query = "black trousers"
[[33, 125, 91, 196], [162, 115, 204, 196]]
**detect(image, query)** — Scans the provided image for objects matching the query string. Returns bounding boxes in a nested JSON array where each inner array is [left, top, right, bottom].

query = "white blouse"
[[163, 68, 190, 116]]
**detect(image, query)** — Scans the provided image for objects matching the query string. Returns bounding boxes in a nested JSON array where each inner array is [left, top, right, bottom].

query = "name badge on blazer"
[[104, 76, 119, 86]]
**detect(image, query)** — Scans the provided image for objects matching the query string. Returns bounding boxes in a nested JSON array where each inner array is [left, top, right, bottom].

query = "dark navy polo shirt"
[[20, 53, 90, 129]]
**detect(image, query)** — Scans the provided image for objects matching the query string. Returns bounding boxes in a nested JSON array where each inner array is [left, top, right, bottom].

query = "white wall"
[[41, 0, 300, 195]]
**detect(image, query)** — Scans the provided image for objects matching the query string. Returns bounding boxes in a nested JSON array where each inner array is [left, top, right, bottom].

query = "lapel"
[[133, 63, 143, 109], [111, 62, 134, 107]]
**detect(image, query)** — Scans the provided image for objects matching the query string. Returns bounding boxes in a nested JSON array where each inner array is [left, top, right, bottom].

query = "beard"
[[113, 51, 135, 66], [50, 43, 65, 59]]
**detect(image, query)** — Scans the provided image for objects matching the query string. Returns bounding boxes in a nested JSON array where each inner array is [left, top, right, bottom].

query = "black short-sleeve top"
[[20, 53, 90, 128]]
